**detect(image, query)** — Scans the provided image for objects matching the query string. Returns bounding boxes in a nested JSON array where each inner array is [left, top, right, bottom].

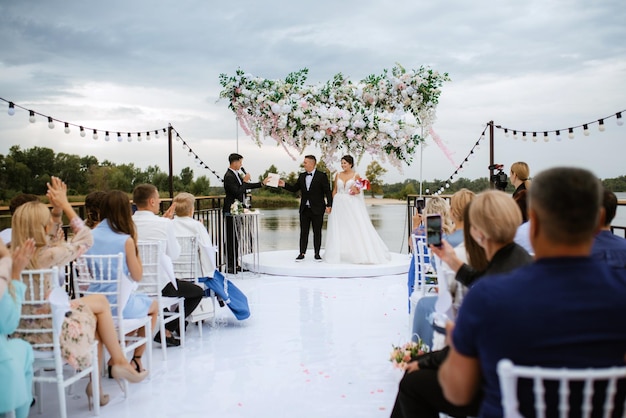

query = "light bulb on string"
[[543, 132, 549, 142], [137, 133, 142, 142], [154, 130, 159, 139], [513, 130, 517, 140], [8, 102, 15, 116], [617, 112, 623, 126], [47, 117, 55, 129], [188, 150, 193, 157], [532, 132, 537, 142], [504, 129, 509, 138], [127, 133, 132, 142], [80, 126, 86, 137], [64, 122, 70, 134], [480, 133, 485, 142], [583, 124, 589, 136], [556, 131, 562, 141], [176, 134, 181, 142], [522, 132, 527, 141], [568, 128, 574, 139], [92, 130, 98, 140], [117, 132, 122, 142], [598, 119, 605, 132], [105, 131, 110, 142], [445, 183, 450, 188], [146, 132, 150, 141], [29, 110, 36, 123], [425, 189, 429, 194]]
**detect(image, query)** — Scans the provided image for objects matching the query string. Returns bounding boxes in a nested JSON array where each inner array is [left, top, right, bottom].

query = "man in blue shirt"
[[591, 188, 626, 268], [439, 167, 626, 418]]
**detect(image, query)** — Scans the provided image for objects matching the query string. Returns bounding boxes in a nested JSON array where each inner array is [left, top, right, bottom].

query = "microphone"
[[240, 167, 247, 175]]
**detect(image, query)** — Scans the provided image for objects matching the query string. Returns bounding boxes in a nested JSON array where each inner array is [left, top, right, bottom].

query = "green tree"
[[180, 167, 194, 190], [191, 175, 211, 195], [365, 161, 387, 197]]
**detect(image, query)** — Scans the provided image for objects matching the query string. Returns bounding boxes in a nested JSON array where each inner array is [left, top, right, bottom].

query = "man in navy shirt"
[[591, 188, 626, 268], [439, 167, 626, 418]]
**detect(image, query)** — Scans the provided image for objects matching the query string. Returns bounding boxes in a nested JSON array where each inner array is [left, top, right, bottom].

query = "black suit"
[[283, 170, 333, 255], [222, 169, 262, 270]]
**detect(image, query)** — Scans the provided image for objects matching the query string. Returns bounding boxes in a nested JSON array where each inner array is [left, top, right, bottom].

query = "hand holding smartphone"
[[425, 214, 443, 247]]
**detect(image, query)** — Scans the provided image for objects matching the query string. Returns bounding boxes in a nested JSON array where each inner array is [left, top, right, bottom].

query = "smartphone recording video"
[[415, 197, 425, 214], [426, 214, 442, 247]]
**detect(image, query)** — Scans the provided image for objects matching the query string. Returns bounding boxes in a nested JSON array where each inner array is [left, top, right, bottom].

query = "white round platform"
[[241, 249, 410, 278]]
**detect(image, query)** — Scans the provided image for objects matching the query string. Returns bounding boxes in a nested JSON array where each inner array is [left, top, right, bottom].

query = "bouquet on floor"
[[389, 338, 430, 370]]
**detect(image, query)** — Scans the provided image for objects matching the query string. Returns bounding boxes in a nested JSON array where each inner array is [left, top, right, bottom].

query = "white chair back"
[[497, 358, 626, 418], [172, 235, 198, 282], [16, 267, 101, 418], [136, 240, 185, 360], [74, 253, 152, 394]]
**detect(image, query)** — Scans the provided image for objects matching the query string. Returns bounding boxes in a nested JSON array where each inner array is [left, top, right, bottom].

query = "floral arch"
[[219, 64, 449, 170]]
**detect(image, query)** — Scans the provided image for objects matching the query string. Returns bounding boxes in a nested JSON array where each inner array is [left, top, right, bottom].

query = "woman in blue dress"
[[87, 190, 158, 373]]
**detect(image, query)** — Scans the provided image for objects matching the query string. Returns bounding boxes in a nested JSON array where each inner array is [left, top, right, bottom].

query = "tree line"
[[1, 145, 624, 205]]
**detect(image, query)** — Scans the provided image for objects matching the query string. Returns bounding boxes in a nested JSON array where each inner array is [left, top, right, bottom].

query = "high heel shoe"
[[110, 364, 149, 393], [85, 381, 110, 410], [131, 356, 145, 372]]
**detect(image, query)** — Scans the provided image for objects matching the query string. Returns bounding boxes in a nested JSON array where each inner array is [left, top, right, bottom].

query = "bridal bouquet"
[[389, 339, 430, 370], [349, 178, 370, 195], [230, 199, 244, 215]]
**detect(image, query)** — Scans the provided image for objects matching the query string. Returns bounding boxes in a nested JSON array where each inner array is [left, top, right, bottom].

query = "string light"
[[105, 131, 110, 142], [504, 129, 509, 138], [522, 132, 527, 141], [513, 130, 517, 140], [92, 129, 98, 140], [80, 126, 86, 137], [64, 122, 70, 134], [117, 132, 122, 142], [583, 124, 589, 136], [8, 102, 15, 116], [29, 110, 35, 123], [556, 130, 561, 141], [137, 133, 142, 142], [543, 132, 549, 142], [154, 130, 159, 139], [617, 112, 623, 126], [47, 117, 55, 129], [146, 131, 150, 141], [127, 133, 132, 142], [598, 119, 605, 132], [532, 132, 537, 142], [568, 128, 574, 139]]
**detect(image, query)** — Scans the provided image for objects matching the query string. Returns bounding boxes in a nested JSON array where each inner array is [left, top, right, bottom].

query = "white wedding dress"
[[323, 175, 391, 264]]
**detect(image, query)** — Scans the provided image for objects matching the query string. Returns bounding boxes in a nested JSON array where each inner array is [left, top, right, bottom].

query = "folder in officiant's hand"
[[266, 173, 280, 188]]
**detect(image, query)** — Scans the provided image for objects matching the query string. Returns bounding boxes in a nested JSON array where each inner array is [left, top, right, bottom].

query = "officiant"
[[222, 153, 269, 274]]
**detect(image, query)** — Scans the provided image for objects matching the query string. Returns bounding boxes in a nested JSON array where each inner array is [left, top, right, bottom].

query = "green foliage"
[[365, 161, 387, 197]]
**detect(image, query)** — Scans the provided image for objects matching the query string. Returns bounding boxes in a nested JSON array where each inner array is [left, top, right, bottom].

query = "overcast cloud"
[[0, 0, 625, 186]]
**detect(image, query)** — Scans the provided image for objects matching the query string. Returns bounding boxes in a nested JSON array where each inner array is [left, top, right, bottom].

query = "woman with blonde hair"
[[510, 161, 531, 198], [11, 178, 148, 409]]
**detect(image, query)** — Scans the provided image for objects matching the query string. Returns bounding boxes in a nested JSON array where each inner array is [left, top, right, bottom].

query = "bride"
[[323, 155, 391, 264]]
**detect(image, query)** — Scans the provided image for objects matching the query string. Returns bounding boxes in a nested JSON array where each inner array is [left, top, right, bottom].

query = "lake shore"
[[364, 197, 405, 206]]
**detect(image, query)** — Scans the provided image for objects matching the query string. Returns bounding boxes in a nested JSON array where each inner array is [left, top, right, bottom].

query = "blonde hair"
[[469, 190, 522, 244], [424, 196, 455, 235], [11, 201, 51, 269], [173, 192, 195, 217], [511, 161, 531, 189], [450, 188, 476, 224]]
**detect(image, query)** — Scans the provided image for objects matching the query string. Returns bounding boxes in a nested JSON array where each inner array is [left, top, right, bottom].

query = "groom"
[[279, 155, 333, 261]]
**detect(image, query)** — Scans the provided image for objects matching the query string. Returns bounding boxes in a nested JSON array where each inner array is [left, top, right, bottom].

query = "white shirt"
[[132, 210, 181, 260], [172, 216, 217, 278], [230, 168, 242, 185]]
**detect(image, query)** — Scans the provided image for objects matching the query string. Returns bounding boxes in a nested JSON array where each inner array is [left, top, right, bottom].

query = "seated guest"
[[12, 180, 148, 407], [0, 194, 39, 246], [171, 192, 217, 277], [411, 189, 475, 348], [84, 190, 107, 229], [392, 191, 532, 418], [591, 188, 626, 268], [171, 192, 251, 320], [132, 184, 204, 345], [0, 238, 35, 418], [439, 167, 626, 418], [87, 190, 159, 374]]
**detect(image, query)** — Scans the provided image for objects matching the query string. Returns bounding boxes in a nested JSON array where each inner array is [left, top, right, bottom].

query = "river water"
[[256, 205, 410, 254], [254, 194, 626, 254]]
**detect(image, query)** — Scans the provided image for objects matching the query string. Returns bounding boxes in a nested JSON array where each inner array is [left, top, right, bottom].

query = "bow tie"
[[306, 173, 313, 176]]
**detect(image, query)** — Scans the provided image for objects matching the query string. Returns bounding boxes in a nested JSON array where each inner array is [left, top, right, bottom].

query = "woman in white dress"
[[323, 155, 391, 264]]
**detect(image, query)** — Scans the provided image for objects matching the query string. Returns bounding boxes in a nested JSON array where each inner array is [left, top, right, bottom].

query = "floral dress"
[[12, 217, 96, 370]]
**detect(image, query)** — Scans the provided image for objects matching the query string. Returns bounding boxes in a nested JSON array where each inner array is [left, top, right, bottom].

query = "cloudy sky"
[[1, 0, 625, 188]]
